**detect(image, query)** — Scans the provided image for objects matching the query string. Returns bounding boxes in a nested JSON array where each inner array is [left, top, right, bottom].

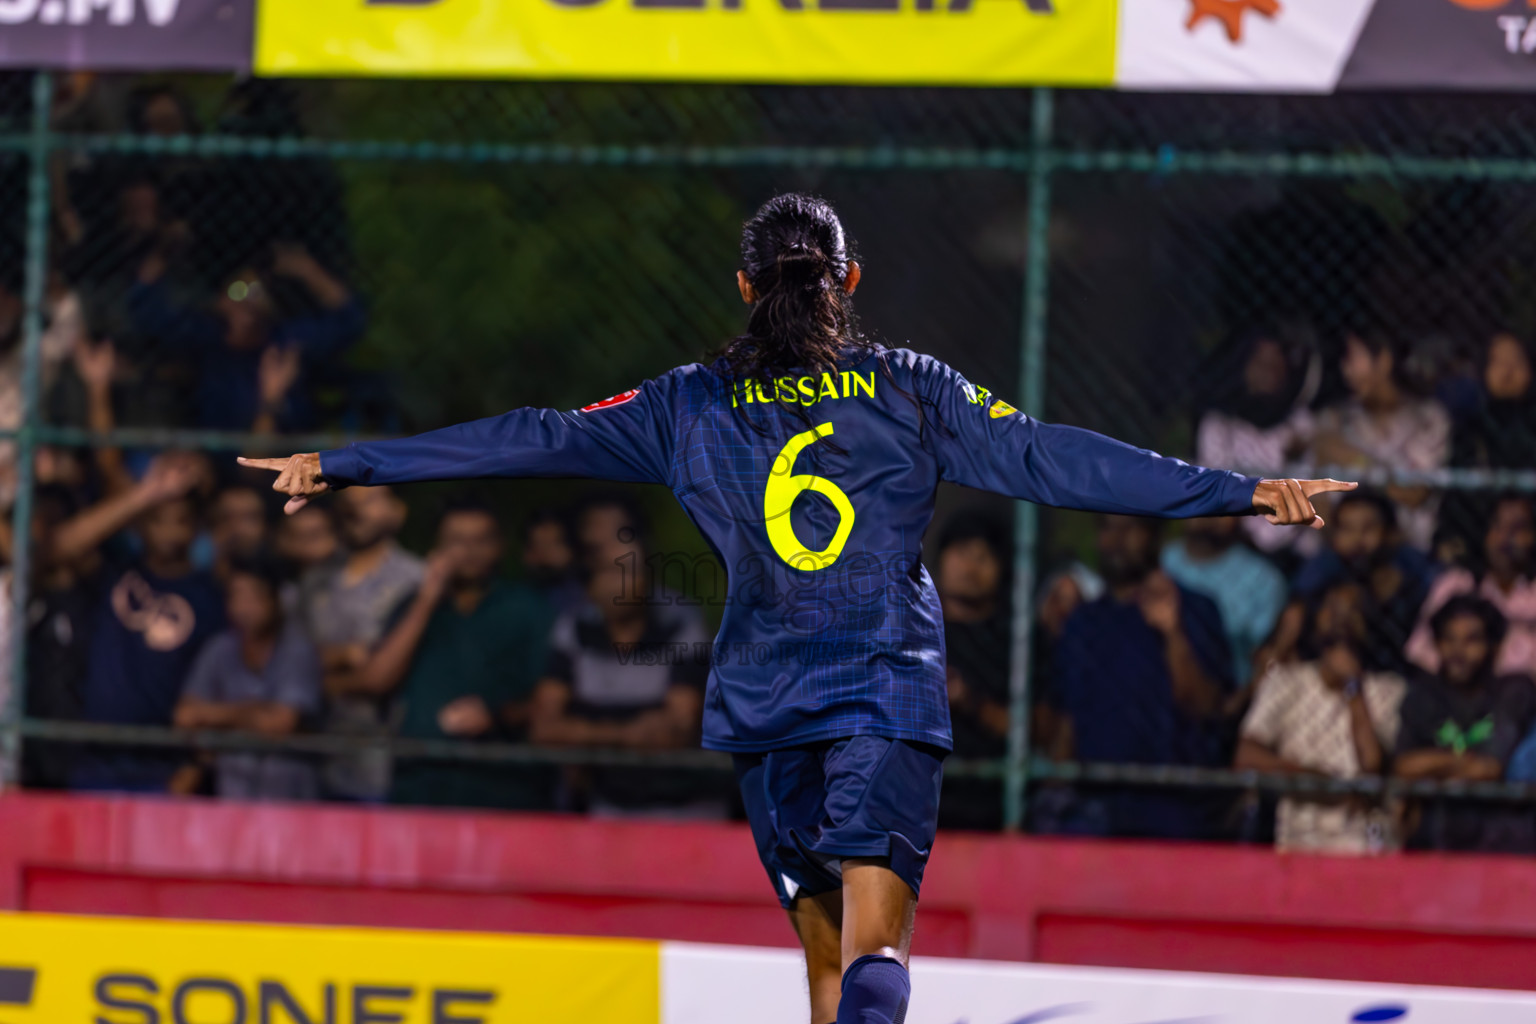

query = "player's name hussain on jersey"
[[731, 370, 879, 408]]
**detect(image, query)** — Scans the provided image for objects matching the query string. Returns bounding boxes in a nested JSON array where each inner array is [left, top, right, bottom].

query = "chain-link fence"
[[3, 72, 1536, 849]]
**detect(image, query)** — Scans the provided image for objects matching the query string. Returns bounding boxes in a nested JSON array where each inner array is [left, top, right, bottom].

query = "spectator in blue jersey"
[[72, 454, 225, 793], [1507, 716, 1536, 784], [932, 510, 1012, 832], [246, 193, 1352, 1024], [1162, 515, 1286, 688], [174, 552, 322, 801], [128, 241, 364, 432], [1053, 514, 1235, 840], [357, 496, 556, 811], [530, 544, 719, 818]]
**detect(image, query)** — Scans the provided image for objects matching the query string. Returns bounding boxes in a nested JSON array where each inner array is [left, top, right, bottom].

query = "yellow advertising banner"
[[0, 911, 660, 1024], [253, 0, 1117, 85]]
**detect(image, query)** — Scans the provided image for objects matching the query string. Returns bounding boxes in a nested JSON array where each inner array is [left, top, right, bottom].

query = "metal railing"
[[3, 75, 1536, 833]]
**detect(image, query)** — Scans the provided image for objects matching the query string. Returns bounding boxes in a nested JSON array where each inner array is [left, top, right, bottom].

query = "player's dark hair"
[[710, 194, 943, 464], [719, 193, 870, 383]]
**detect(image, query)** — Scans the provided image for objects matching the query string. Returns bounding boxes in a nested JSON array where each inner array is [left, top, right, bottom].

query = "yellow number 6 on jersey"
[[765, 422, 855, 572]]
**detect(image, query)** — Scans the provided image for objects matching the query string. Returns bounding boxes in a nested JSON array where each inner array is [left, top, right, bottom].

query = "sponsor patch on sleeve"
[[989, 399, 1019, 418], [580, 387, 640, 413]]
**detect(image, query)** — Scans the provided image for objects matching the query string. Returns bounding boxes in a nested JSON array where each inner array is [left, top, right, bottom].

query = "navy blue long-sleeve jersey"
[[319, 347, 1260, 753]]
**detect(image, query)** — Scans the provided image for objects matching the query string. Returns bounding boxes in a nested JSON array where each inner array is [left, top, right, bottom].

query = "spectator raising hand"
[[1051, 515, 1235, 840], [370, 498, 556, 812], [254, 344, 302, 435], [1137, 570, 1183, 636], [287, 484, 422, 802], [71, 335, 115, 393], [70, 451, 225, 795], [438, 695, 495, 738], [270, 241, 353, 311]]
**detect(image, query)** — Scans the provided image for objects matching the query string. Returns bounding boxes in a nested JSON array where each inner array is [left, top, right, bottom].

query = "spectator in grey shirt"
[[294, 485, 423, 800], [175, 553, 322, 801]]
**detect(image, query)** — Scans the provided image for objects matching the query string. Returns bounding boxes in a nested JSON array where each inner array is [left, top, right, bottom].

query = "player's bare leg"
[[789, 889, 844, 1024], [836, 857, 917, 1023]]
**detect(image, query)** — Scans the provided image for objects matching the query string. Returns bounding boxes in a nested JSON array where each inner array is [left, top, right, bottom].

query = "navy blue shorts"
[[733, 736, 946, 910]]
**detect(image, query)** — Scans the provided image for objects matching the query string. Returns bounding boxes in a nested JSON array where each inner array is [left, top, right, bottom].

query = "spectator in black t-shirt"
[[932, 510, 1011, 831], [15, 484, 96, 789], [1395, 595, 1536, 853], [1453, 332, 1536, 473], [1441, 333, 1536, 560]]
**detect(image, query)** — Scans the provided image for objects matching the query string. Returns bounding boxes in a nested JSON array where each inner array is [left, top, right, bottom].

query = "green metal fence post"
[[2, 71, 54, 787], [1004, 87, 1054, 830]]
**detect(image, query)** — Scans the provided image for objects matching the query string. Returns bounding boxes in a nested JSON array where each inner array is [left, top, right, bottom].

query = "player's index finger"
[[1302, 479, 1359, 497], [236, 456, 288, 473]]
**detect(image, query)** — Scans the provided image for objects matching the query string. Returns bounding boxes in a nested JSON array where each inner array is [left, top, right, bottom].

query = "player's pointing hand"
[[1252, 478, 1357, 530], [237, 452, 327, 515]]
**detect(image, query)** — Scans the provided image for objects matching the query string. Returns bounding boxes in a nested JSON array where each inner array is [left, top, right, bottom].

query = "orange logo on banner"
[[1186, 0, 1281, 43], [1443, 0, 1519, 9]]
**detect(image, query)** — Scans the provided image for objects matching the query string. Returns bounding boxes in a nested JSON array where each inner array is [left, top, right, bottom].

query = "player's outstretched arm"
[[914, 354, 1356, 524], [1251, 477, 1358, 529], [239, 378, 679, 515], [238, 452, 325, 515]]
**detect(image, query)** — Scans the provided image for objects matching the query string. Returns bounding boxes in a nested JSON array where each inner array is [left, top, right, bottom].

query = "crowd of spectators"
[[950, 323, 1536, 855], [8, 433, 718, 817], [4, 77, 1536, 855]]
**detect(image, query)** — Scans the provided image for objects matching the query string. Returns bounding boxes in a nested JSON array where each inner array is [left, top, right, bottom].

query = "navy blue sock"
[[836, 954, 909, 1024]]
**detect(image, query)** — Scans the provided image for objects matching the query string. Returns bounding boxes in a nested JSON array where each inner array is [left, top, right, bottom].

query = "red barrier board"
[[3, 792, 1535, 989]]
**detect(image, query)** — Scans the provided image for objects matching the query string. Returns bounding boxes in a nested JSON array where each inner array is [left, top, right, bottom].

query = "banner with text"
[[661, 943, 1536, 1024], [8, 0, 1536, 90], [1118, 0, 1536, 93], [0, 912, 659, 1024], [5, 914, 1536, 1024], [0, 0, 253, 70], [252, 0, 1118, 84]]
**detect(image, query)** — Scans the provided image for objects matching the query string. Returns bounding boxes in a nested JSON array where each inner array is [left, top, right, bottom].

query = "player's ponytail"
[[718, 193, 870, 383], [709, 193, 941, 462]]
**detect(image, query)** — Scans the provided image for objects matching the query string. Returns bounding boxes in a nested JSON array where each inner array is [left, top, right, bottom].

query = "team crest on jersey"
[[961, 379, 1019, 418], [580, 387, 640, 412]]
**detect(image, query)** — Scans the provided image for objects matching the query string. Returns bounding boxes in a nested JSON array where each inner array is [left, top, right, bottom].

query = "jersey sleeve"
[[317, 369, 686, 489], [909, 353, 1261, 518]]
